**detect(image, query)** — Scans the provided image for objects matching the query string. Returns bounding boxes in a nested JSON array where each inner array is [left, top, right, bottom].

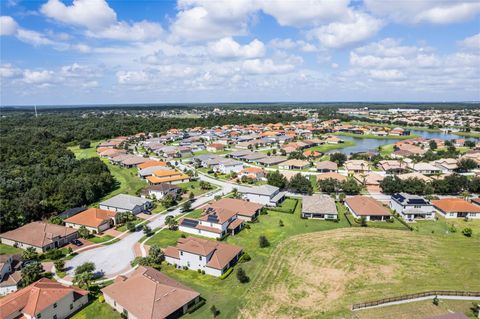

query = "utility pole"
[[34, 104, 38, 118]]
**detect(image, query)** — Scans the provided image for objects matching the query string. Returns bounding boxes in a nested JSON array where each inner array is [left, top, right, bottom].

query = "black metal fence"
[[352, 290, 480, 310]]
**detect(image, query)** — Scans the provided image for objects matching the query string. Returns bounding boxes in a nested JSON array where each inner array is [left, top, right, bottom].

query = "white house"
[[240, 185, 286, 206], [99, 194, 153, 215], [164, 237, 243, 277], [432, 198, 480, 219], [302, 195, 338, 220], [179, 207, 243, 239], [390, 193, 435, 221], [0, 255, 22, 296], [215, 159, 244, 174]]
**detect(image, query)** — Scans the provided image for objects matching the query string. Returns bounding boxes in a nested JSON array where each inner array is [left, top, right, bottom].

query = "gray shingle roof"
[[100, 194, 151, 210]]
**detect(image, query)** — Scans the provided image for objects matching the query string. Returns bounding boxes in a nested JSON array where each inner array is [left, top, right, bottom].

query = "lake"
[[333, 130, 478, 154]]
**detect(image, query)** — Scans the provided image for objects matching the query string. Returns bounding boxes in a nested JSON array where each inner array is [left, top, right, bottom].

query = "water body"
[[333, 130, 478, 154]]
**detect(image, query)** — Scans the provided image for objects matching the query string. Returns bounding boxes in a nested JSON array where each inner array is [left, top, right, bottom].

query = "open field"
[[345, 121, 443, 133], [414, 213, 480, 239], [379, 143, 395, 156], [355, 299, 478, 319], [305, 140, 356, 153], [147, 201, 350, 319], [454, 131, 480, 138], [239, 227, 480, 319]]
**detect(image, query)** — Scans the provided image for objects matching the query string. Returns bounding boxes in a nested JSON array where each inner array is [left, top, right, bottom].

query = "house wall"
[[435, 208, 480, 219], [103, 293, 139, 319], [219, 164, 244, 174], [390, 200, 434, 220], [302, 212, 337, 220], [33, 291, 88, 319], [65, 222, 110, 234], [165, 251, 223, 276], [0, 232, 78, 253], [0, 257, 12, 280], [178, 226, 222, 239], [0, 284, 18, 296], [243, 193, 271, 206]]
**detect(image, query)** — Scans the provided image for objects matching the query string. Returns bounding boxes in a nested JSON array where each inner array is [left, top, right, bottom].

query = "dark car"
[[71, 239, 83, 246]]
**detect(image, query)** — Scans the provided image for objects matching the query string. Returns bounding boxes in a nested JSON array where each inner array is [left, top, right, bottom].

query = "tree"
[[288, 173, 313, 194], [287, 151, 307, 160], [458, 158, 478, 172], [236, 267, 250, 283], [48, 215, 64, 225], [54, 259, 65, 273], [266, 170, 287, 188], [182, 200, 192, 212], [330, 152, 347, 166], [360, 216, 368, 227], [73, 262, 95, 289], [149, 245, 165, 265], [79, 139, 91, 149], [143, 225, 153, 236], [210, 305, 220, 318], [462, 227, 473, 237], [189, 191, 195, 201], [231, 187, 240, 198], [126, 221, 136, 232], [259, 235, 270, 248], [199, 181, 212, 190], [165, 216, 178, 230], [464, 140, 476, 148], [161, 194, 176, 208], [317, 178, 339, 193], [341, 178, 362, 195], [21, 262, 44, 286], [429, 140, 437, 150], [78, 226, 90, 239], [22, 247, 39, 262]]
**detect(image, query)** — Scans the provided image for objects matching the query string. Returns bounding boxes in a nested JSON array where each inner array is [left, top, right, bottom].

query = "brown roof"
[[0, 222, 77, 248], [166, 237, 242, 270], [137, 161, 167, 169], [199, 208, 237, 225], [207, 198, 263, 218], [345, 196, 391, 216], [432, 198, 480, 213], [316, 161, 338, 170], [0, 278, 87, 318], [101, 266, 199, 319], [472, 197, 480, 206], [227, 218, 244, 230], [317, 172, 347, 182], [65, 208, 116, 228]]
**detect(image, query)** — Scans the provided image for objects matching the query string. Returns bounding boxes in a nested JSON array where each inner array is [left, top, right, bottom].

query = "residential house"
[[433, 159, 458, 173], [316, 161, 338, 172], [59, 207, 86, 219], [353, 172, 383, 193], [390, 193, 435, 221], [0, 222, 78, 253], [146, 169, 190, 185], [102, 266, 200, 319], [216, 159, 244, 174], [303, 150, 322, 158], [138, 165, 172, 179], [472, 198, 480, 207], [397, 172, 433, 182], [64, 208, 117, 234], [344, 160, 370, 173], [239, 167, 266, 180], [240, 185, 286, 206], [137, 160, 167, 170], [208, 198, 263, 222], [302, 195, 338, 220], [0, 278, 88, 319], [345, 196, 392, 221], [432, 198, 480, 219], [278, 159, 310, 170], [99, 194, 153, 215], [317, 172, 347, 183], [164, 237, 243, 277], [241, 152, 268, 163], [228, 149, 253, 159], [378, 160, 408, 173], [255, 156, 288, 167], [206, 143, 225, 153], [409, 162, 442, 175], [0, 255, 22, 296], [140, 184, 182, 200]]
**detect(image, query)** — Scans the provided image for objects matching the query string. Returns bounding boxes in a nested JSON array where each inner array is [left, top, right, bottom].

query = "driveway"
[[65, 188, 222, 278]]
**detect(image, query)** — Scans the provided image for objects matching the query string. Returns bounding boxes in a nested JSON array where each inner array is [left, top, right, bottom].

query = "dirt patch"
[[239, 228, 436, 319]]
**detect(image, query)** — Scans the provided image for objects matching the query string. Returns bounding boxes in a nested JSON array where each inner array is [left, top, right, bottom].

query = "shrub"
[[462, 227, 473, 237], [43, 249, 65, 260], [236, 267, 250, 283], [187, 298, 206, 314], [219, 268, 233, 280], [126, 222, 136, 232], [279, 220, 284, 227], [239, 252, 251, 263], [210, 305, 220, 318], [433, 296, 439, 306], [259, 235, 270, 248], [79, 139, 91, 149], [98, 295, 105, 303]]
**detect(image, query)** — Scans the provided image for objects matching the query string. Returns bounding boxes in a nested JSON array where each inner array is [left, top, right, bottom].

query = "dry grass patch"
[[239, 228, 480, 319]]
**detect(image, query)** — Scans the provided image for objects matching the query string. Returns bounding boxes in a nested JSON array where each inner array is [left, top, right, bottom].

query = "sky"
[[1, 0, 480, 105]]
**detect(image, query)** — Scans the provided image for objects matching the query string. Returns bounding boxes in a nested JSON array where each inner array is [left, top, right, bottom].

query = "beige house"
[[0, 222, 78, 253], [64, 208, 117, 234]]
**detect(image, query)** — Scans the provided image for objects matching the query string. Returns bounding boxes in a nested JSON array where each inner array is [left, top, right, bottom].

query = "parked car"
[[71, 239, 83, 246]]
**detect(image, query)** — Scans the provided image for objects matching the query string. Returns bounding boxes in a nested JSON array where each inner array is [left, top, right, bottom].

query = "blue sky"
[[1, 0, 479, 105]]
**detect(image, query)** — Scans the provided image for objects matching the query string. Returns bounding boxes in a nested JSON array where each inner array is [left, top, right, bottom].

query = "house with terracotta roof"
[[0, 222, 78, 253], [64, 208, 117, 234], [102, 266, 200, 319], [137, 160, 167, 170], [345, 196, 392, 221], [278, 159, 310, 170], [344, 160, 370, 173], [146, 169, 190, 185], [0, 278, 88, 319], [302, 195, 338, 220], [432, 198, 480, 219], [164, 237, 243, 277], [178, 198, 261, 239], [316, 161, 338, 172], [0, 255, 22, 296], [317, 172, 347, 183], [206, 143, 225, 153], [239, 167, 265, 180]]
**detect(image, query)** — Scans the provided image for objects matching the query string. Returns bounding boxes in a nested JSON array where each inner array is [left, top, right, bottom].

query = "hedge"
[[219, 267, 234, 280], [187, 299, 206, 314], [269, 198, 299, 214]]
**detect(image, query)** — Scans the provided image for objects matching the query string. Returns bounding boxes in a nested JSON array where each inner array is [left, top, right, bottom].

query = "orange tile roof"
[[432, 198, 480, 213], [241, 167, 264, 173], [317, 172, 347, 182], [345, 196, 391, 216], [153, 169, 181, 177], [0, 278, 87, 318], [137, 161, 167, 169], [147, 174, 190, 184], [207, 198, 263, 218], [65, 208, 116, 228]]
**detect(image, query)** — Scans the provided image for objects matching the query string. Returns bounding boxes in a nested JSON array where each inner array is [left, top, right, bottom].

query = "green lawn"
[[379, 143, 395, 156], [71, 299, 120, 319], [333, 132, 417, 140], [414, 213, 480, 239], [177, 180, 215, 196], [453, 131, 480, 138], [305, 140, 356, 153], [0, 243, 23, 255], [89, 235, 115, 244], [116, 218, 148, 232], [149, 200, 351, 319]]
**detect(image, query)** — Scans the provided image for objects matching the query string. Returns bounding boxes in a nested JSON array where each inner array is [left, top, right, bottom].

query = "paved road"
[[65, 188, 221, 277]]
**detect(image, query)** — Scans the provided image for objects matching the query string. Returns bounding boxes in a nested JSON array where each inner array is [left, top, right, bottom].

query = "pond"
[[332, 130, 478, 154]]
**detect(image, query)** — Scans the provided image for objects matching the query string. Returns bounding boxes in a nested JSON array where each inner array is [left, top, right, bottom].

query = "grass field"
[[177, 180, 215, 196], [239, 227, 480, 319], [414, 214, 480, 239], [305, 140, 356, 153], [146, 201, 351, 319], [355, 299, 479, 319], [453, 131, 480, 138], [71, 299, 120, 319], [0, 243, 23, 255], [89, 234, 115, 244], [379, 143, 395, 156]]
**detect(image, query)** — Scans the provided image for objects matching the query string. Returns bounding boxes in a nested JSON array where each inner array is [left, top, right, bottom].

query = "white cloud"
[[458, 33, 480, 51], [309, 11, 383, 48], [23, 70, 55, 84], [116, 70, 150, 85], [242, 59, 294, 74], [369, 69, 405, 80], [0, 64, 22, 78], [0, 16, 18, 35], [41, 0, 163, 41], [208, 37, 265, 58], [364, 0, 480, 24], [16, 28, 56, 46], [41, 0, 116, 30]]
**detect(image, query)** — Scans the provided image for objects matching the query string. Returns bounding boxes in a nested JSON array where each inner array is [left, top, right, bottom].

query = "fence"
[[352, 290, 480, 310]]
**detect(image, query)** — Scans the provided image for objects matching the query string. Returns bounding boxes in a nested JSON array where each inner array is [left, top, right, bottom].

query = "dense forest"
[[0, 111, 306, 231]]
